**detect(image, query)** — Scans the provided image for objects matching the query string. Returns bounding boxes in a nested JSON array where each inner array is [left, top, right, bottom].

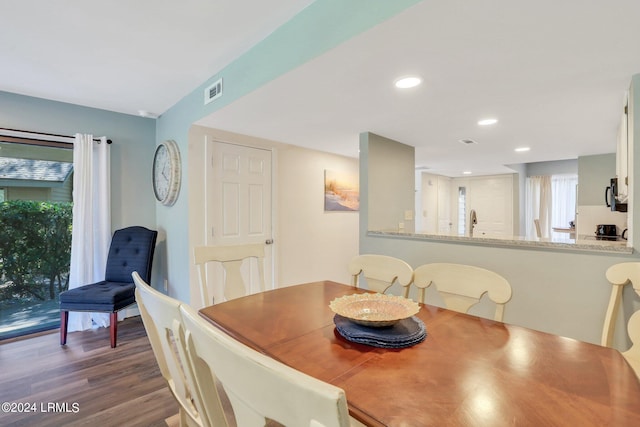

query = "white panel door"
[[420, 173, 438, 233], [468, 176, 513, 237], [206, 141, 273, 301]]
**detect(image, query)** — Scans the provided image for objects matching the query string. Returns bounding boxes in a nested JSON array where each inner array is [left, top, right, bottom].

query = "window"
[[525, 174, 577, 238], [551, 174, 578, 231], [0, 139, 73, 339]]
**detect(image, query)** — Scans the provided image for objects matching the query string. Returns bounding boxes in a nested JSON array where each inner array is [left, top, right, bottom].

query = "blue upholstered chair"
[[59, 226, 157, 348]]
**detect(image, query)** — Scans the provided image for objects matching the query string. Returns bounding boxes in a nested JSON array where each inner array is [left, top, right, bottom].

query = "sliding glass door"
[[0, 139, 73, 339]]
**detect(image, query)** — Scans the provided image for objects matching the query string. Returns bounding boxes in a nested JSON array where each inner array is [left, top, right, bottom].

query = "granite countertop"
[[368, 230, 633, 254]]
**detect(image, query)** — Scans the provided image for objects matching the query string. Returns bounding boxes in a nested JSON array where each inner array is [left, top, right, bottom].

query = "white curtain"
[[525, 176, 552, 238], [526, 174, 577, 239], [67, 134, 111, 332], [551, 174, 578, 231]]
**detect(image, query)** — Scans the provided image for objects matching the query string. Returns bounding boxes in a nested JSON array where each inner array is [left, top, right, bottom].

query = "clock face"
[[153, 145, 169, 200], [152, 140, 181, 206]]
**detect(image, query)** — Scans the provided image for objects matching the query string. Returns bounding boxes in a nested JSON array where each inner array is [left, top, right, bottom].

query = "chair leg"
[[60, 311, 69, 345], [110, 312, 118, 348]]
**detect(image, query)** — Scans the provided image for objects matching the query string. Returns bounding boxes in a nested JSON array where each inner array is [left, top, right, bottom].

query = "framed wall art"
[[324, 170, 359, 211]]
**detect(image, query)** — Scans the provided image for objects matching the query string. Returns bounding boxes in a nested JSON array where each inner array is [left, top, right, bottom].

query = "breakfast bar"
[[368, 230, 633, 254]]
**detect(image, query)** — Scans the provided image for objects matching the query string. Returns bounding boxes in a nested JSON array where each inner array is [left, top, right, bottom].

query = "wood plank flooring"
[[0, 316, 178, 427]]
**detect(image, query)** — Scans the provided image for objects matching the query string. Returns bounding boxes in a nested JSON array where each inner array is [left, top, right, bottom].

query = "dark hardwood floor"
[[0, 316, 178, 427]]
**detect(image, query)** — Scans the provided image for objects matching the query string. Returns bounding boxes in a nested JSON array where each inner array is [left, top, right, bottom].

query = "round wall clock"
[[152, 139, 181, 206]]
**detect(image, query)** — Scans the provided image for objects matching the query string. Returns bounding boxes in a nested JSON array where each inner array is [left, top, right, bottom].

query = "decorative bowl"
[[329, 293, 420, 327]]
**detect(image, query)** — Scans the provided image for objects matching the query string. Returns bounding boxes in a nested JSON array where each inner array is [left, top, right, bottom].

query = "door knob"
[[265, 239, 274, 245]]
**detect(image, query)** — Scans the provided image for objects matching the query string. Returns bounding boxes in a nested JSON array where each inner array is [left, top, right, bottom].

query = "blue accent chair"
[[59, 226, 158, 348]]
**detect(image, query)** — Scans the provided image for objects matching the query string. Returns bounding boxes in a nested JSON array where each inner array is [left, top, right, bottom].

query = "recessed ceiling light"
[[478, 118, 498, 126], [463, 171, 472, 175], [515, 147, 531, 152], [394, 76, 422, 89]]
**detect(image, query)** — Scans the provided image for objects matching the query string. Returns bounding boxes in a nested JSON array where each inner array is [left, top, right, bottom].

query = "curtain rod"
[[0, 127, 112, 144]]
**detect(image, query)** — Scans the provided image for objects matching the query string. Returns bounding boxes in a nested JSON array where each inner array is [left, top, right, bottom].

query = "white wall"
[[187, 126, 359, 306], [451, 174, 515, 237], [277, 145, 359, 286], [417, 172, 440, 233], [418, 172, 516, 237]]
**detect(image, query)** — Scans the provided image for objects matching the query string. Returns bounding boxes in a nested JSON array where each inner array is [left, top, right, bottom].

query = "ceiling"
[[4, 1, 640, 177], [0, 0, 314, 116]]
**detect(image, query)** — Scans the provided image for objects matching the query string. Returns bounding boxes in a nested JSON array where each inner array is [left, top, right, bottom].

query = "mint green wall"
[[526, 159, 578, 177], [0, 90, 159, 284], [578, 154, 616, 206], [509, 163, 526, 235], [0, 91, 156, 228], [363, 132, 415, 232], [156, 0, 421, 302]]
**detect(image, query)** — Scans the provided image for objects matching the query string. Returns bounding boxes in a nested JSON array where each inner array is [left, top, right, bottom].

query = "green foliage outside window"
[[0, 200, 72, 302]]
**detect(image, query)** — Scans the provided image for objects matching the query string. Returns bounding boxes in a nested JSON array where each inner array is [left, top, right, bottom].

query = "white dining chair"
[[348, 254, 414, 296], [193, 244, 266, 306], [601, 262, 640, 378], [624, 310, 640, 378], [133, 272, 229, 427], [413, 263, 512, 322], [601, 262, 640, 347], [534, 219, 542, 238], [178, 303, 357, 427]]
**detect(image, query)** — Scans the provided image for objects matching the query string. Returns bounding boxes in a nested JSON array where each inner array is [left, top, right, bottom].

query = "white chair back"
[[623, 310, 640, 379], [413, 263, 512, 321], [348, 254, 413, 296], [534, 219, 542, 238], [179, 303, 351, 427], [133, 272, 228, 427], [602, 262, 640, 347], [193, 244, 265, 305]]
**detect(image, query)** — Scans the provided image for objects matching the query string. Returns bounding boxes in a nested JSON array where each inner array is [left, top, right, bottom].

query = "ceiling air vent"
[[458, 139, 477, 145], [204, 78, 223, 105]]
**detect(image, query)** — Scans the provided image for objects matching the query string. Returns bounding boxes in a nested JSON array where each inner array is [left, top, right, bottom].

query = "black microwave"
[[606, 178, 628, 212]]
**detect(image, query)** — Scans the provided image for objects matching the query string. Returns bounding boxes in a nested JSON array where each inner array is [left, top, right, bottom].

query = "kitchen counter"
[[368, 230, 633, 254]]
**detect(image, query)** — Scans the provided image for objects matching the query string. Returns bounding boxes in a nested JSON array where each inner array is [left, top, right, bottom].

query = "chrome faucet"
[[469, 209, 477, 237]]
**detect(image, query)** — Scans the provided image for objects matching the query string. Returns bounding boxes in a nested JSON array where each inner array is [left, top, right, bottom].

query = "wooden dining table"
[[199, 281, 640, 426]]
